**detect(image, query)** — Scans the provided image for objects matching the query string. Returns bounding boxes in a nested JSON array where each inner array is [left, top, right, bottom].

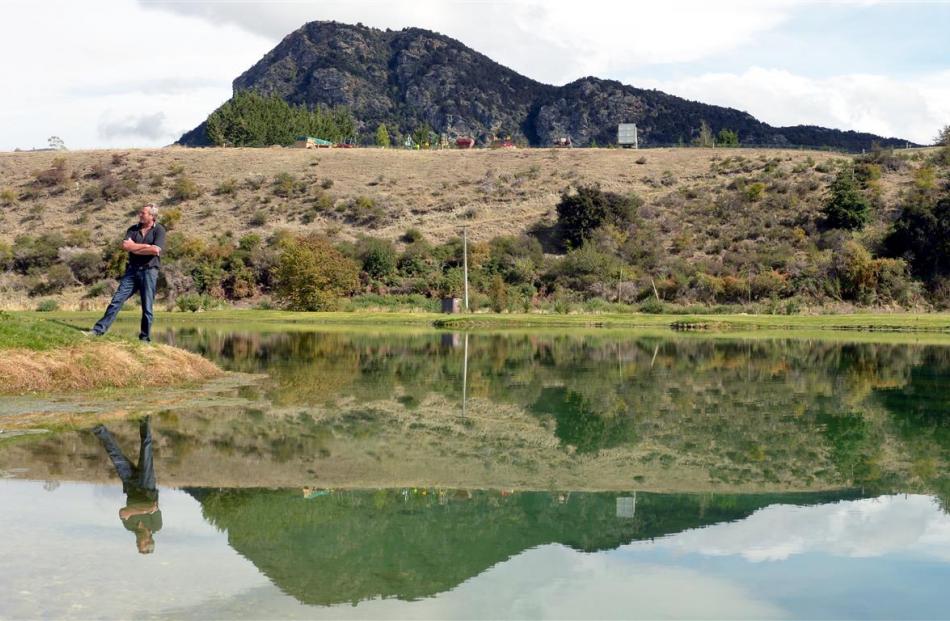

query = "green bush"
[[29, 263, 75, 296], [169, 175, 203, 202], [357, 237, 397, 281], [884, 196, 950, 281], [273, 172, 300, 197], [273, 235, 360, 311], [36, 299, 59, 312], [64, 251, 103, 284], [822, 169, 870, 230], [161, 207, 182, 231], [176, 293, 219, 312], [250, 210, 268, 227], [0, 187, 17, 206], [556, 185, 641, 247], [12, 233, 65, 273], [214, 178, 238, 196]]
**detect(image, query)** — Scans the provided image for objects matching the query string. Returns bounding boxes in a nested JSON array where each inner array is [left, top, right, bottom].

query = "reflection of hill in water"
[[189, 487, 862, 606]]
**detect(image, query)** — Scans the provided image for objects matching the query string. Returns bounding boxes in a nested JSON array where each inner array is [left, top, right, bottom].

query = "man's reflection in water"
[[92, 416, 162, 554]]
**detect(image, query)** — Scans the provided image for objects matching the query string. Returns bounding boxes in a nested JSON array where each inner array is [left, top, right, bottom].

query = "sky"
[[1, 0, 948, 150]]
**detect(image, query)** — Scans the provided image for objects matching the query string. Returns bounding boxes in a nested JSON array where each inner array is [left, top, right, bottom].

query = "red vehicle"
[[456, 136, 476, 149]]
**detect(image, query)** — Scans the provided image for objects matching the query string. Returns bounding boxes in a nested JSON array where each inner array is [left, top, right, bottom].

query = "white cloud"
[[634, 67, 950, 144], [98, 111, 172, 140], [0, 0, 273, 150], [646, 494, 950, 562], [141, 0, 797, 84]]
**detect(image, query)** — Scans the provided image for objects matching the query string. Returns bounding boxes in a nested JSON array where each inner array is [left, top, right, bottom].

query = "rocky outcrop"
[[179, 21, 913, 150]]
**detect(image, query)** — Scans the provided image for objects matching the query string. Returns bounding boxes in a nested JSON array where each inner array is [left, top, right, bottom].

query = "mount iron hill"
[[178, 21, 913, 151]]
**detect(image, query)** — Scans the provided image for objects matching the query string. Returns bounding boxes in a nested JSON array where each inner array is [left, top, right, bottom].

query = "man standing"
[[91, 203, 166, 342]]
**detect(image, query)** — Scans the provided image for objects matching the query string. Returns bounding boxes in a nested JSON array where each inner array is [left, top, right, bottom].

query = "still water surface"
[[1, 327, 948, 619]]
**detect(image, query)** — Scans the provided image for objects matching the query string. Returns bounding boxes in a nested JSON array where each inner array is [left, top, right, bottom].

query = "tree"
[[935, 124, 950, 147], [556, 185, 641, 248], [884, 196, 950, 281], [273, 236, 360, 311], [412, 124, 433, 149], [693, 120, 714, 147], [822, 168, 870, 230], [375, 124, 391, 148], [204, 91, 356, 147], [717, 129, 739, 146]]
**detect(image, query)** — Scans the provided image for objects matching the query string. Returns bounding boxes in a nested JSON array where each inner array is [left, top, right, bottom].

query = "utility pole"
[[463, 227, 469, 312]]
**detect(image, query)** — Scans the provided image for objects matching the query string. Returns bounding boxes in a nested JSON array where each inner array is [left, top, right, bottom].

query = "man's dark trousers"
[[92, 266, 158, 342], [93, 417, 157, 494]]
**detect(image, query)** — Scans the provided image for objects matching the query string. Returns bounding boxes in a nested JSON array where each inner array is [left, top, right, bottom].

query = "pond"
[[1, 326, 948, 619]]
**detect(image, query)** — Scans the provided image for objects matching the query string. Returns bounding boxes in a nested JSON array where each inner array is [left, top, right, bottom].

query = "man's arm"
[[121, 239, 162, 255]]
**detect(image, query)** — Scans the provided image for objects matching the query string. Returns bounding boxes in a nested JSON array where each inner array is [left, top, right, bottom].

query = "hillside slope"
[[178, 21, 913, 151], [0, 146, 942, 311]]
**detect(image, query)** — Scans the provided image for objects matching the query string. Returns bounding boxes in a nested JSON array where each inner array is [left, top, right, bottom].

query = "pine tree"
[[822, 169, 871, 230], [375, 124, 391, 148]]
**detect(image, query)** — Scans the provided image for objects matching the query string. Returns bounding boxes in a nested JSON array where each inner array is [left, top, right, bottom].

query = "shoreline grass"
[[26, 308, 950, 334], [0, 313, 221, 394]]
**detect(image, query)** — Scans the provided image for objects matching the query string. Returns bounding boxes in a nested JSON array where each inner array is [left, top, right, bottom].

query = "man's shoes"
[[83, 329, 102, 337]]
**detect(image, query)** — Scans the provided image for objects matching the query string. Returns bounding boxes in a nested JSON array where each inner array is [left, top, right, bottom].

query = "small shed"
[[617, 124, 639, 149], [441, 297, 462, 314], [294, 136, 333, 149]]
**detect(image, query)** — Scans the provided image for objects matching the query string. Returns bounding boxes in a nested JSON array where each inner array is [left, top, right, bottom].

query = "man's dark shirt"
[[125, 223, 166, 269]]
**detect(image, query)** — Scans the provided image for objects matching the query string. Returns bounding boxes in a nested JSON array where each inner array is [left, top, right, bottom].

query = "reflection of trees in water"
[[155, 329, 948, 492], [875, 348, 950, 512], [189, 486, 861, 606]]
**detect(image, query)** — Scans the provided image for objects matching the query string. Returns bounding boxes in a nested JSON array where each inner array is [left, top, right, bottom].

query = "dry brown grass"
[[0, 340, 221, 394], [0, 145, 878, 245]]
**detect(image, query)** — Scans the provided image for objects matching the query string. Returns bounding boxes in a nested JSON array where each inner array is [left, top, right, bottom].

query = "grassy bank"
[[0, 312, 221, 394], [30, 308, 950, 334]]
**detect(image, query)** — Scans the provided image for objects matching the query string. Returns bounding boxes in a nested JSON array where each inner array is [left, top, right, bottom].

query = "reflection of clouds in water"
[[644, 495, 950, 562], [156, 545, 786, 620], [0, 481, 268, 620]]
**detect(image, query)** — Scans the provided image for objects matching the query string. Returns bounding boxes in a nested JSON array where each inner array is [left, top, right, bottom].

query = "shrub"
[[357, 237, 397, 281], [175, 293, 218, 312], [99, 172, 136, 202], [214, 178, 238, 196], [0, 242, 12, 270], [834, 241, 876, 301], [822, 169, 870, 230], [32, 157, 68, 187], [744, 182, 766, 202], [273, 235, 360, 311], [0, 187, 17, 206], [402, 228, 424, 244], [84, 280, 114, 298], [488, 274, 509, 312], [161, 207, 182, 231], [556, 185, 642, 247], [169, 175, 202, 202], [12, 233, 65, 272], [273, 172, 299, 197], [36, 299, 59, 312], [346, 196, 386, 227], [63, 250, 103, 284], [30, 263, 75, 296], [884, 196, 950, 281], [249, 210, 268, 227], [320, 178, 334, 190]]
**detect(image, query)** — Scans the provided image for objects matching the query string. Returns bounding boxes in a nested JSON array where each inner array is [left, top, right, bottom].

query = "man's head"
[[135, 527, 155, 554], [138, 203, 159, 227]]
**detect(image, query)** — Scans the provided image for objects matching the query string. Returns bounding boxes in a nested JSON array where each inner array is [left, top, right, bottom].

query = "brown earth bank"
[[0, 145, 895, 245], [0, 340, 222, 394]]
